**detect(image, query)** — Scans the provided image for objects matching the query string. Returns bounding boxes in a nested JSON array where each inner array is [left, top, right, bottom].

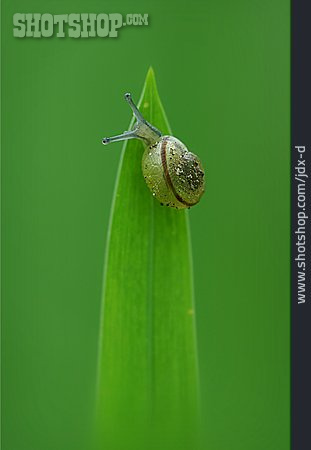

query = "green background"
[[1, 1, 290, 449]]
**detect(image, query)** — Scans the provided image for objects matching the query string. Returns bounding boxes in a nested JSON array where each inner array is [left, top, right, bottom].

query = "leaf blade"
[[97, 68, 199, 449]]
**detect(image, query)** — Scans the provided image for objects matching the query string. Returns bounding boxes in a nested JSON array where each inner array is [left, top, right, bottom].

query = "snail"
[[102, 93, 205, 209]]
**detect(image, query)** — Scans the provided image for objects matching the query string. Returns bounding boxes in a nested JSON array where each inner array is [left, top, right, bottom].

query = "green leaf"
[[96, 68, 199, 450]]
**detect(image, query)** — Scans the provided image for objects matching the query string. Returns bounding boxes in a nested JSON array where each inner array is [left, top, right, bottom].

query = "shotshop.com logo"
[[13, 13, 149, 38]]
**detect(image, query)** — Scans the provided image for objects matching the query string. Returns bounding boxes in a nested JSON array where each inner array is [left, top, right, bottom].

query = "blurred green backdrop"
[[1, 1, 290, 449]]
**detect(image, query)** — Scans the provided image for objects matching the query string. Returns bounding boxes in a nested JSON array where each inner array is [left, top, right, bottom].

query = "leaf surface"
[[97, 68, 199, 450]]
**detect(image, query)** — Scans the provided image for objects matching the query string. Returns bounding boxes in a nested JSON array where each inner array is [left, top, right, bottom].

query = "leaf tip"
[[145, 66, 157, 89], [147, 66, 155, 78]]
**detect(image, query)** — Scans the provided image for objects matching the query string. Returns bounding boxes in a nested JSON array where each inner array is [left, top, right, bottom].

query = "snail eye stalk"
[[102, 130, 140, 145], [124, 93, 145, 123], [102, 93, 162, 146]]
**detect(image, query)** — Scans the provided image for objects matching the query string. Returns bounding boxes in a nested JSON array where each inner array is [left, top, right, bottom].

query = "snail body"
[[102, 93, 205, 209]]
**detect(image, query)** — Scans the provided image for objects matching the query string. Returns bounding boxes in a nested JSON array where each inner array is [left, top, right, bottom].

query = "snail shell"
[[143, 136, 205, 209]]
